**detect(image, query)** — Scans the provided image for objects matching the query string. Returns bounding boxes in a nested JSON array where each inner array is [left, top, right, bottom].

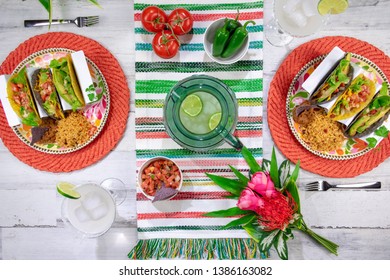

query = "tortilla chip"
[[152, 183, 179, 203], [31, 126, 49, 145]]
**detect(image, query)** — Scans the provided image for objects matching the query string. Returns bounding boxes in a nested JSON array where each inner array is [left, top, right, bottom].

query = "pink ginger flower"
[[248, 171, 278, 198], [237, 188, 263, 212], [237, 171, 297, 231]]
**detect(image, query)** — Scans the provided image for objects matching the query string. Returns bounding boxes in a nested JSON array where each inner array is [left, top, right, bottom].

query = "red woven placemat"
[[268, 36, 390, 178], [0, 32, 130, 172]]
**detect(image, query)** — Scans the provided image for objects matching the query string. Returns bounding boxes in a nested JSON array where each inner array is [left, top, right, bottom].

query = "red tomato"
[[141, 6, 168, 33], [152, 30, 180, 59], [167, 8, 193, 35]]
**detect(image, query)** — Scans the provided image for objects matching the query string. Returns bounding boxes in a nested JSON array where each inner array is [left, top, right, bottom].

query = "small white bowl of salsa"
[[138, 156, 183, 201]]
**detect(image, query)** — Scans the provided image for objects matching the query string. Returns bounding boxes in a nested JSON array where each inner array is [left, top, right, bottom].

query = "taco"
[[310, 53, 353, 104], [31, 68, 64, 119], [328, 74, 377, 121], [7, 67, 41, 126], [50, 55, 84, 110], [346, 82, 390, 138]]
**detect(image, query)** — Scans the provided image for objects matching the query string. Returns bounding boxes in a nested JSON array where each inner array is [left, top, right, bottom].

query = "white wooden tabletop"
[[0, 0, 389, 260]]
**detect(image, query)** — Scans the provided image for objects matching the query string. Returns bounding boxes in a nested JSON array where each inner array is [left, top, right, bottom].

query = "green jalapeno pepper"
[[225, 11, 240, 32], [221, 20, 255, 59], [212, 20, 231, 57]]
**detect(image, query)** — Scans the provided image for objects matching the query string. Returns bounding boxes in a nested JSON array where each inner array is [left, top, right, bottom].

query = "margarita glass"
[[100, 178, 127, 205], [265, 0, 328, 46], [61, 183, 116, 238]]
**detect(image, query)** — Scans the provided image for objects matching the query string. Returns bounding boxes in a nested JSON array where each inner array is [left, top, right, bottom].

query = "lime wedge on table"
[[57, 182, 80, 199], [318, 0, 349, 15], [209, 112, 222, 130], [181, 94, 203, 116]]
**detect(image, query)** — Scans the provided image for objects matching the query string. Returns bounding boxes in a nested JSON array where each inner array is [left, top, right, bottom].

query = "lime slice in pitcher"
[[318, 0, 349, 15], [209, 112, 222, 130], [57, 182, 81, 199], [181, 94, 203, 116]]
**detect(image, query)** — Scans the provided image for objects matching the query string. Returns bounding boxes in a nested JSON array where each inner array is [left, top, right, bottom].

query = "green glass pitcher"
[[163, 74, 243, 152]]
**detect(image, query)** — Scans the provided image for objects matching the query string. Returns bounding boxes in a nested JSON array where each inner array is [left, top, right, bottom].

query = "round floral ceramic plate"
[[11, 48, 110, 154], [286, 53, 389, 160]]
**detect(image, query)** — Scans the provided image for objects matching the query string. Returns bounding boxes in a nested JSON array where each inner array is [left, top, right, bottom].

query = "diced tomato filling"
[[141, 159, 181, 196], [40, 81, 54, 102], [343, 84, 370, 111], [369, 109, 378, 116], [11, 83, 33, 116], [20, 92, 30, 108]]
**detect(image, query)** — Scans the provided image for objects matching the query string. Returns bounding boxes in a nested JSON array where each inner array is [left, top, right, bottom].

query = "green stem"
[[299, 220, 339, 255]]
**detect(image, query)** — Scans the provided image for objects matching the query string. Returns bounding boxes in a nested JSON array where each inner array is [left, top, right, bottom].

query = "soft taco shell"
[[328, 74, 377, 121]]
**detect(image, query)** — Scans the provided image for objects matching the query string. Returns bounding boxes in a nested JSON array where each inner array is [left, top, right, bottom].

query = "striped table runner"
[[129, 0, 264, 259]]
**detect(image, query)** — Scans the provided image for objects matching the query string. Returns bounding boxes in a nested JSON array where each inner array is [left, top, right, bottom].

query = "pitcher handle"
[[224, 132, 243, 151]]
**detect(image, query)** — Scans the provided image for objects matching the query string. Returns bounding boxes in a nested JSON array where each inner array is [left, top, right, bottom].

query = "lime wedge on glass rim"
[[181, 94, 203, 117], [57, 182, 81, 199], [209, 112, 222, 130], [318, 0, 349, 15]]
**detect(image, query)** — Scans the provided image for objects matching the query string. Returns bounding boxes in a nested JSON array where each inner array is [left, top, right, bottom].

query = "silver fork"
[[305, 181, 381, 191], [24, 16, 99, 28]]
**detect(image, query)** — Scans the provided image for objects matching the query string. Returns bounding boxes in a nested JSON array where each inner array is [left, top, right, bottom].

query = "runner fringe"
[[128, 238, 268, 260]]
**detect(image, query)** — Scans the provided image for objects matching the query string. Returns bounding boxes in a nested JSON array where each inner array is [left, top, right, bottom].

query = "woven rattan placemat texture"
[[268, 36, 390, 178], [0, 32, 130, 172]]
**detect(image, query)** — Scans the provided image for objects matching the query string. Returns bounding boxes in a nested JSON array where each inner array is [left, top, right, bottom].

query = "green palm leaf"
[[285, 161, 301, 213], [88, 0, 102, 8], [241, 146, 261, 174], [243, 223, 263, 243], [203, 207, 252, 217], [270, 147, 280, 188], [39, 0, 52, 26], [206, 173, 246, 196], [223, 213, 256, 229], [290, 160, 300, 182], [229, 165, 249, 185], [38, 0, 101, 26]]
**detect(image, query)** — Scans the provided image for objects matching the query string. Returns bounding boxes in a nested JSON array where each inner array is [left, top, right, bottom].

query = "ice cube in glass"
[[283, 0, 301, 13], [286, 9, 308, 27], [81, 191, 103, 211], [301, 0, 318, 17], [74, 206, 91, 223], [89, 203, 109, 221]]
